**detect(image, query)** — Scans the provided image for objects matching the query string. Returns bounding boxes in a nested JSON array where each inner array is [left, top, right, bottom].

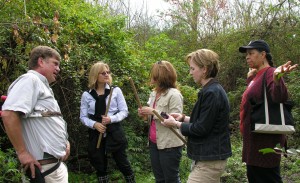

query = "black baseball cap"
[[239, 40, 270, 53]]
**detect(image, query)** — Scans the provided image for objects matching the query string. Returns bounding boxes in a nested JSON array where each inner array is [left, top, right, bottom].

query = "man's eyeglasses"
[[100, 71, 111, 76]]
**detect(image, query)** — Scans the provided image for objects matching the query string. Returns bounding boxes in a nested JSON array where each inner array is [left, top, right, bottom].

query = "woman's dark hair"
[[257, 48, 273, 67], [150, 60, 177, 93]]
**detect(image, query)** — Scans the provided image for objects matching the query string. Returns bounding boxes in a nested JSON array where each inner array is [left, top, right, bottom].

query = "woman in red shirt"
[[239, 40, 297, 183]]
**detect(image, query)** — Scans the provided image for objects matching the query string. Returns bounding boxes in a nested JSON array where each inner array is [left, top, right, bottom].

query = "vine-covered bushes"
[[0, 0, 150, 177], [0, 147, 23, 183], [1, 0, 300, 182]]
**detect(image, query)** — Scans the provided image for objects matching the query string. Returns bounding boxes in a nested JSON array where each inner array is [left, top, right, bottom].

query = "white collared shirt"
[[79, 84, 128, 129], [2, 70, 68, 160]]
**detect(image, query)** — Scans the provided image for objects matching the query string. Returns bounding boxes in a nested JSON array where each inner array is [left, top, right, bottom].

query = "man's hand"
[[18, 151, 41, 179], [61, 141, 70, 161]]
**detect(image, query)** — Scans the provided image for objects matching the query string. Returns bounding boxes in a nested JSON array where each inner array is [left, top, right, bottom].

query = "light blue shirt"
[[80, 84, 128, 129]]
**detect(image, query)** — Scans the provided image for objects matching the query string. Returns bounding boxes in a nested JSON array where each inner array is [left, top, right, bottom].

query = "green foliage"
[[0, 0, 145, 168], [0, 148, 24, 183], [179, 149, 192, 182], [125, 124, 151, 174], [207, 30, 250, 92], [258, 143, 300, 182], [259, 148, 277, 155], [227, 78, 247, 121], [69, 171, 98, 183], [179, 84, 198, 115], [286, 71, 300, 146], [259, 143, 300, 157], [221, 134, 247, 183], [282, 154, 300, 183], [1, 0, 300, 182], [140, 33, 189, 85]]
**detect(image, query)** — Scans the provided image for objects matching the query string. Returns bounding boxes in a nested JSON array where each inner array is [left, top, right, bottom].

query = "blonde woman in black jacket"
[[162, 49, 232, 183]]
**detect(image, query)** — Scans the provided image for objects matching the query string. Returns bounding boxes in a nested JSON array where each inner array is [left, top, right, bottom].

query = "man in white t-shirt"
[[2, 46, 70, 183]]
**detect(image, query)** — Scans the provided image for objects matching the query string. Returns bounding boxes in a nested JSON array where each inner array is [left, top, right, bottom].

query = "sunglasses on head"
[[100, 71, 111, 76]]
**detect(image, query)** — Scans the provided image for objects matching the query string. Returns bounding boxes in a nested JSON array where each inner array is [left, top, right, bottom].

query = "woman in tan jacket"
[[138, 60, 184, 183]]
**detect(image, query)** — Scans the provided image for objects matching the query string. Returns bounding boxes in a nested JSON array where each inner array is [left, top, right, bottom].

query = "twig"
[[129, 77, 147, 121]]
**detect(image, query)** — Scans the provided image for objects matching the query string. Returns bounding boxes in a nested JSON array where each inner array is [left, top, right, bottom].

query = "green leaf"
[[259, 148, 276, 155], [276, 73, 284, 80]]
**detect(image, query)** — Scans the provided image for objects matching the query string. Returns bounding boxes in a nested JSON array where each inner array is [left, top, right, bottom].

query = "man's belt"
[[27, 111, 62, 118], [39, 152, 59, 165], [25, 153, 61, 181], [38, 158, 59, 165]]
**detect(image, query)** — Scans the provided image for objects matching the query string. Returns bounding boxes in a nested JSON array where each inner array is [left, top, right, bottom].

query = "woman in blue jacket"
[[162, 49, 232, 183]]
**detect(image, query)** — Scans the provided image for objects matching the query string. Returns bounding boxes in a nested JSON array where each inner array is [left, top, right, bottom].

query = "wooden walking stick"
[[96, 86, 114, 148], [129, 77, 142, 108], [129, 77, 147, 121], [152, 110, 187, 145]]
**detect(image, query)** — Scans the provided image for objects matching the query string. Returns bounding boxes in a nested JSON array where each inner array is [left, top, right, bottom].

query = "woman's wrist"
[[176, 121, 182, 129], [273, 72, 282, 85]]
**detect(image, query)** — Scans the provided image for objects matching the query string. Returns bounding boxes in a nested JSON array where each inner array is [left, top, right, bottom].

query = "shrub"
[[0, 148, 24, 183]]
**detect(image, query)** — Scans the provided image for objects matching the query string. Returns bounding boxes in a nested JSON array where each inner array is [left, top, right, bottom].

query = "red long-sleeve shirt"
[[240, 67, 287, 168]]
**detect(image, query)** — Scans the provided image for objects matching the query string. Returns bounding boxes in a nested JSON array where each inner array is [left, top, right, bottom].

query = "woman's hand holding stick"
[[152, 110, 187, 145], [96, 86, 114, 149]]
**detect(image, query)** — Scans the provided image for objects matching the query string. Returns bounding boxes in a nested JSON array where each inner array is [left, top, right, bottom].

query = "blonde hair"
[[186, 49, 220, 78], [150, 60, 177, 93], [88, 61, 112, 89]]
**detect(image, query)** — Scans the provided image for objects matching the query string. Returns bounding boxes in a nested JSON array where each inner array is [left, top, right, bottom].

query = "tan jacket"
[[148, 88, 185, 149]]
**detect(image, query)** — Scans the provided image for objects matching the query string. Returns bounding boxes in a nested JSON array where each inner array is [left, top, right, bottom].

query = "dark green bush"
[[0, 148, 24, 183]]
